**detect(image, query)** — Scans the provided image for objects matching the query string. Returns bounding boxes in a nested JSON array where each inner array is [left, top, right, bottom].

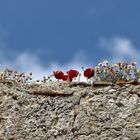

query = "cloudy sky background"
[[0, 0, 140, 80]]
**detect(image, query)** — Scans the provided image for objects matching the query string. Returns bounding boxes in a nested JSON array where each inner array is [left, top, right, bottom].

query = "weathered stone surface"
[[0, 82, 140, 140]]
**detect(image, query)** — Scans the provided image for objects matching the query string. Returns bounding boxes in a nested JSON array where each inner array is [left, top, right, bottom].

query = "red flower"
[[84, 68, 94, 79], [53, 70, 64, 80], [62, 75, 73, 81], [67, 69, 79, 79]]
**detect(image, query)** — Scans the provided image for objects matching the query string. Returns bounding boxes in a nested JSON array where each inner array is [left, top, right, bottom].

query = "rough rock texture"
[[0, 82, 140, 140]]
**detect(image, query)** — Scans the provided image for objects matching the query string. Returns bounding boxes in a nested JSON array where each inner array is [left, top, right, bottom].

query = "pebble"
[[108, 89, 116, 93]]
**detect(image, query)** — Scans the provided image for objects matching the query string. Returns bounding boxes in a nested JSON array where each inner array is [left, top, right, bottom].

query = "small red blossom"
[[62, 75, 73, 81], [84, 68, 94, 79], [53, 70, 64, 80], [62, 75, 69, 81], [67, 69, 79, 79]]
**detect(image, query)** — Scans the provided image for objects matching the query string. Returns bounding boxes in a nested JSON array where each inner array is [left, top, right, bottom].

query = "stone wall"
[[0, 82, 140, 140]]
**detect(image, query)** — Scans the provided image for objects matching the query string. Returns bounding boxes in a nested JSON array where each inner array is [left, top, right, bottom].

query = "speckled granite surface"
[[0, 82, 140, 140]]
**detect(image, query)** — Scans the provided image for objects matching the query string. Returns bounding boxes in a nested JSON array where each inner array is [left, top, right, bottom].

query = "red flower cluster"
[[53, 69, 79, 81], [53, 67, 94, 82]]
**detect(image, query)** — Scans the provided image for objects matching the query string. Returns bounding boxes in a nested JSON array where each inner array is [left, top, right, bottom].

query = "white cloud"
[[99, 37, 140, 66]]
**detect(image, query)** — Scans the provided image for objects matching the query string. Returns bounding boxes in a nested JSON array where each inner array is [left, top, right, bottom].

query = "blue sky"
[[0, 1, 140, 79]]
